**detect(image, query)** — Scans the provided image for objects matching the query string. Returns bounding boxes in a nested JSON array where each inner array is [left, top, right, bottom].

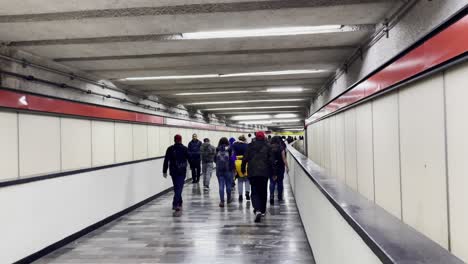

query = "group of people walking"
[[162, 131, 289, 222]]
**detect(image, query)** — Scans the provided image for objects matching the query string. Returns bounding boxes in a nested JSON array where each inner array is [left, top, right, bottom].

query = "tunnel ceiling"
[[0, 0, 402, 129]]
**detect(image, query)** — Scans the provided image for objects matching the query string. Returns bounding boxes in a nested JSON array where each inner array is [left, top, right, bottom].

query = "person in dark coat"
[[188, 133, 202, 183], [269, 136, 289, 205], [216, 137, 235, 207], [241, 131, 276, 223], [163, 134, 189, 216]]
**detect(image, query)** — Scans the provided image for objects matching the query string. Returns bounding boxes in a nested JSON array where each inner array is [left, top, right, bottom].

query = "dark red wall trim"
[[0, 89, 164, 124], [0, 89, 249, 132], [306, 12, 468, 125]]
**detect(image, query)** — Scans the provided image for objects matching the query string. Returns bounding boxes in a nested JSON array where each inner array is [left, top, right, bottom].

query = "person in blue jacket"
[[216, 137, 235, 207], [163, 134, 189, 217], [232, 135, 250, 201], [188, 133, 202, 183]]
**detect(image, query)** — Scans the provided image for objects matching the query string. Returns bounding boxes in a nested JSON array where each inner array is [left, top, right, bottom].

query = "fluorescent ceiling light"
[[239, 120, 273, 125], [272, 119, 301, 123], [189, 98, 304, 105], [283, 128, 304, 131], [220, 70, 324, 78], [267, 87, 304, 93], [120, 74, 218, 81], [121, 69, 325, 81], [175, 91, 250, 96], [183, 25, 343, 39], [239, 119, 301, 125], [203, 106, 302, 111], [274, 113, 298, 118], [231, 115, 271, 121], [219, 110, 300, 115]]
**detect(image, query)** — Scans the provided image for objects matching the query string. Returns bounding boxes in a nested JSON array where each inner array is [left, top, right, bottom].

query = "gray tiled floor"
[[35, 174, 315, 264]]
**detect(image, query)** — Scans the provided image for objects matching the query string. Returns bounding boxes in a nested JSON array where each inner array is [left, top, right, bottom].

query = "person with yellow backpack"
[[232, 135, 250, 202]]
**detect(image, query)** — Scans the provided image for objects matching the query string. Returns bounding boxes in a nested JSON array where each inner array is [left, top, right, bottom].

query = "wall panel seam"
[[59, 117, 63, 171], [16, 112, 20, 180], [354, 111, 358, 192], [442, 70, 452, 251], [397, 91, 404, 221], [371, 102, 376, 202], [90, 120, 94, 167]]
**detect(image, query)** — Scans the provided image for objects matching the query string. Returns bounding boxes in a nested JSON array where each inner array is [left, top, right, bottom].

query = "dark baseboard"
[[14, 178, 192, 264]]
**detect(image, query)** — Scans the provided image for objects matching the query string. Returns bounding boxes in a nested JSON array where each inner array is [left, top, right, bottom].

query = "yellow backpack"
[[235, 155, 247, 177]]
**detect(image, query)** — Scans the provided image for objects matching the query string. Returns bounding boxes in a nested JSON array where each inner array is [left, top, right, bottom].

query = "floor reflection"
[[35, 174, 315, 264]]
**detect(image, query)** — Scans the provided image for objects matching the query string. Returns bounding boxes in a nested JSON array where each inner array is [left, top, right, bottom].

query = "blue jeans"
[[237, 177, 250, 195], [270, 168, 285, 200], [171, 175, 186, 209], [217, 171, 232, 202]]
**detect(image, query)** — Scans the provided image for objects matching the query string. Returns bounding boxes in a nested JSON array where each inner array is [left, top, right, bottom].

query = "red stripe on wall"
[[0, 89, 250, 132], [0, 89, 164, 124], [306, 13, 468, 125]]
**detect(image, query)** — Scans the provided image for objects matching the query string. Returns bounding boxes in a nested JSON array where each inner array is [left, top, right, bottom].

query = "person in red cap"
[[163, 134, 190, 217], [241, 131, 276, 223]]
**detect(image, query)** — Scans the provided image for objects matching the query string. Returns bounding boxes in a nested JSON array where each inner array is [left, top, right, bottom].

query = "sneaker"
[[204, 185, 209, 190], [227, 196, 233, 204], [254, 212, 262, 223], [245, 192, 250, 201], [270, 199, 274, 205], [261, 213, 266, 217], [238, 195, 243, 202], [219, 202, 225, 208], [173, 207, 182, 217]]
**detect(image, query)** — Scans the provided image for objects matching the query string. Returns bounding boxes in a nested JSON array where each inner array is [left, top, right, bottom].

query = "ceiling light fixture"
[[267, 87, 304, 93], [218, 110, 300, 115], [175, 91, 250, 96], [120, 70, 325, 81], [203, 106, 302, 111], [220, 70, 325, 78], [274, 113, 298, 118], [239, 120, 273, 125], [231, 115, 271, 121], [239, 119, 301, 125], [120, 74, 219, 81], [271, 119, 301, 123], [182, 25, 343, 39], [189, 98, 304, 105], [283, 128, 304, 131]]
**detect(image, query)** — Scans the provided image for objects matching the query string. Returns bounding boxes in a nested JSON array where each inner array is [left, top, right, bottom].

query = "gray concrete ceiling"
[[0, 0, 402, 129]]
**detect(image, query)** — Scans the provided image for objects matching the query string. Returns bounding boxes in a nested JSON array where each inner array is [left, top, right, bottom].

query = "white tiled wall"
[[0, 110, 249, 183], [115, 123, 133, 163], [61, 118, 92, 171], [19, 114, 61, 177], [305, 61, 468, 261], [147, 126, 160, 157], [372, 93, 402, 219], [335, 114, 346, 183], [344, 109, 358, 191], [133, 124, 148, 160], [92, 121, 115, 166], [0, 112, 18, 181], [399, 74, 448, 248], [445, 62, 468, 261], [355, 103, 374, 201]]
